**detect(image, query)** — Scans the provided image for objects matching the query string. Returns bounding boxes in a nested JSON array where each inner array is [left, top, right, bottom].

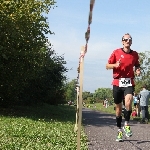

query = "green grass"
[[87, 103, 115, 115], [0, 104, 88, 150], [87, 103, 150, 122]]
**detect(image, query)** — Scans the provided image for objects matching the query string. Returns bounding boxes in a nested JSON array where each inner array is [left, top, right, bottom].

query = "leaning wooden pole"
[[74, 86, 79, 132], [77, 46, 85, 150], [75, 1, 95, 149]]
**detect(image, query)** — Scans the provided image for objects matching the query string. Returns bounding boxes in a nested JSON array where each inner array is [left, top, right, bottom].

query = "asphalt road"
[[82, 108, 150, 150]]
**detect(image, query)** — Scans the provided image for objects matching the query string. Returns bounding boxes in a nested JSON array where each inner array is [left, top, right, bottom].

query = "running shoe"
[[123, 125, 132, 137], [116, 130, 123, 142]]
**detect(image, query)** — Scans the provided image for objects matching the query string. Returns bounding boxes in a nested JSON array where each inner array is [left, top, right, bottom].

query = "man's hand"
[[106, 59, 121, 69], [114, 60, 121, 68], [135, 68, 140, 76]]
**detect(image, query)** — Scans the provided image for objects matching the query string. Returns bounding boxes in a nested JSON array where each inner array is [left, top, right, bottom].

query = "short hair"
[[122, 33, 132, 41], [142, 84, 147, 88]]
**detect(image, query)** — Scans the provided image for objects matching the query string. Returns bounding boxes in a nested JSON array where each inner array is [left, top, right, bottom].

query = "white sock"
[[118, 128, 122, 132], [124, 121, 128, 126]]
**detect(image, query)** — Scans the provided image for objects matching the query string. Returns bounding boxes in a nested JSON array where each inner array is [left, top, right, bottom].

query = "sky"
[[48, 0, 150, 93]]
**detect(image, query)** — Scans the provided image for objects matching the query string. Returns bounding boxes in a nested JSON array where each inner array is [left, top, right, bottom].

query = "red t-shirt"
[[108, 48, 140, 86], [132, 111, 137, 117]]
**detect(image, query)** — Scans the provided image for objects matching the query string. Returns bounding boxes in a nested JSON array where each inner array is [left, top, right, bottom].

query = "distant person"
[[106, 33, 140, 141], [131, 109, 137, 118], [133, 93, 138, 109], [136, 93, 141, 117], [105, 99, 108, 108], [68, 101, 71, 106], [103, 100, 105, 107], [139, 84, 150, 124]]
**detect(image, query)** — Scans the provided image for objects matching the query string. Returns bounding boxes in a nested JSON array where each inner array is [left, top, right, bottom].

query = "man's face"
[[122, 34, 132, 48]]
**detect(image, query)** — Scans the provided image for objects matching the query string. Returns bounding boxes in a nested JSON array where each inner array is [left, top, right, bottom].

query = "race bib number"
[[119, 78, 132, 87]]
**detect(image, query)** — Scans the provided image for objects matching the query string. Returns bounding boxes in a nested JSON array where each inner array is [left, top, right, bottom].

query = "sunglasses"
[[122, 38, 132, 42]]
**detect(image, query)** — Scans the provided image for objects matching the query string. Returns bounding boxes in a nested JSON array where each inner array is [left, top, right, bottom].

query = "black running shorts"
[[113, 85, 134, 104]]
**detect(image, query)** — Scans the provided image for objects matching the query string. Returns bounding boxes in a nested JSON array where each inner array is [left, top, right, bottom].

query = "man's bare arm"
[[106, 61, 120, 70], [106, 63, 115, 70]]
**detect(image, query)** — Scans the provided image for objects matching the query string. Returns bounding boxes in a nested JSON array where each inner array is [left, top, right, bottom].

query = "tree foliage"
[[0, 0, 68, 106], [64, 79, 77, 102], [93, 88, 113, 102], [135, 51, 150, 93], [82, 91, 93, 104]]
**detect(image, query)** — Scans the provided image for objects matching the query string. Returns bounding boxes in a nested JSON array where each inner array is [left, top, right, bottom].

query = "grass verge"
[[0, 104, 88, 150], [88, 103, 115, 115], [88, 103, 150, 122]]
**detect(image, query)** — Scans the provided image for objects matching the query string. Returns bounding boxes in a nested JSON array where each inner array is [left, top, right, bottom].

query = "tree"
[[82, 91, 93, 101], [135, 51, 150, 93], [93, 88, 113, 102], [0, 0, 68, 106], [65, 79, 77, 102]]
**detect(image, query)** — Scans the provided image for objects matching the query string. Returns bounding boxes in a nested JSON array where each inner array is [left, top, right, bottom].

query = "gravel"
[[82, 108, 150, 150]]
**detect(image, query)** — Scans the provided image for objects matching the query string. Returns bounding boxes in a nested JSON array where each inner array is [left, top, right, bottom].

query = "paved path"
[[82, 108, 150, 150]]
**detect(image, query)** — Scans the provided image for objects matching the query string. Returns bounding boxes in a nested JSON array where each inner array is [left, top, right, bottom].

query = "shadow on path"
[[82, 108, 150, 150], [82, 108, 137, 127]]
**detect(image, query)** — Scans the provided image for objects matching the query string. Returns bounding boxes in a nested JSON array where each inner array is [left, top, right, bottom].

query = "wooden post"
[[77, 46, 85, 150], [74, 86, 79, 132]]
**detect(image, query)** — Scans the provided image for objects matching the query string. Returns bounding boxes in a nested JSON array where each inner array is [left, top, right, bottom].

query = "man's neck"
[[123, 47, 130, 53]]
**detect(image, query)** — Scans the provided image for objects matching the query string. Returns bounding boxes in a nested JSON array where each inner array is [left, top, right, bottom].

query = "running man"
[[106, 33, 141, 141]]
